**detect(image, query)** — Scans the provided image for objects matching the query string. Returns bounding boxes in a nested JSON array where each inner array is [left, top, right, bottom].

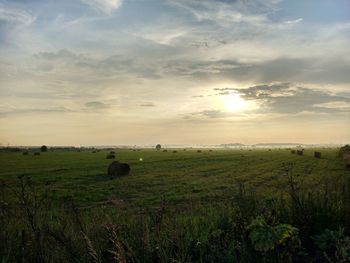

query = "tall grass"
[[1, 164, 350, 262]]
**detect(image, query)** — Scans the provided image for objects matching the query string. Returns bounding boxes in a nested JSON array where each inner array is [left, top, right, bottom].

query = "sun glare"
[[221, 93, 248, 112]]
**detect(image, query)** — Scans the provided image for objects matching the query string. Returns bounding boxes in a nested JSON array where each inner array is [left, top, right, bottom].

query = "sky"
[[0, 0, 349, 146]]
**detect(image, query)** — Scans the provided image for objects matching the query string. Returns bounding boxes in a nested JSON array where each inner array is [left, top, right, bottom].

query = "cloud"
[[0, 4, 35, 26], [285, 18, 303, 24], [0, 107, 73, 117], [139, 102, 156, 107], [79, 0, 123, 14], [214, 83, 290, 98], [313, 101, 350, 109], [34, 49, 79, 60], [85, 101, 110, 109], [175, 56, 350, 85], [168, 0, 276, 27], [231, 83, 350, 114], [187, 83, 350, 121], [31, 49, 163, 79], [190, 110, 229, 119]]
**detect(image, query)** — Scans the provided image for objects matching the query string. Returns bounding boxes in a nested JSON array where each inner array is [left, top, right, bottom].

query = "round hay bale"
[[339, 145, 350, 158], [342, 152, 350, 161], [314, 151, 321, 158], [172, 150, 177, 153], [344, 156, 350, 169], [106, 154, 115, 159], [197, 150, 202, 153], [108, 161, 130, 178]]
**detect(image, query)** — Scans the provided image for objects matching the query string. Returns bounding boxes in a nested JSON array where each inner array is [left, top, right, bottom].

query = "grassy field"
[[0, 148, 347, 207], [1, 148, 350, 262]]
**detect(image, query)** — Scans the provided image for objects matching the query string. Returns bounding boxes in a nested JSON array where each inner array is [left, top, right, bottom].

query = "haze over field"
[[0, 0, 349, 146]]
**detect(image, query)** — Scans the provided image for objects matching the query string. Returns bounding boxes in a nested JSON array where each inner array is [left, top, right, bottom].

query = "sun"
[[221, 93, 247, 112]]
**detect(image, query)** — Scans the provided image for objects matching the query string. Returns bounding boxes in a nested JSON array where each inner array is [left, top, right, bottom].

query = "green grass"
[[0, 148, 348, 208], [1, 148, 350, 262]]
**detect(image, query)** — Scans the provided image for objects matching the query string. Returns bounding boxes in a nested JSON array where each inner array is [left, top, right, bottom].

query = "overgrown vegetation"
[[1, 148, 349, 262]]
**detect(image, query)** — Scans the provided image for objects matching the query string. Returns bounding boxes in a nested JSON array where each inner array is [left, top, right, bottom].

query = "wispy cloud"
[[139, 102, 156, 107], [79, 0, 123, 14], [0, 0, 349, 144], [219, 83, 350, 114], [168, 0, 275, 26], [85, 101, 110, 109], [285, 18, 303, 24], [0, 3, 35, 25], [0, 107, 73, 118]]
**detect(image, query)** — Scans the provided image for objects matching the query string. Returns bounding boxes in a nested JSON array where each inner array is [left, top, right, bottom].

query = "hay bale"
[[209, 149, 213, 152], [106, 154, 115, 159], [163, 149, 168, 152], [314, 151, 321, 158], [108, 161, 130, 178], [342, 152, 350, 161], [172, 150, 177, 153], [291, 150, 296, 154], [197, 150, 202, 153], [297, 150, 303, 156], [339, 144, 350, 158], [344, 156, 350, 169]]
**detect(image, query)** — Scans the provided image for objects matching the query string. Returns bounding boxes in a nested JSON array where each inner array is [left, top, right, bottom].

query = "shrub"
[[313, 228, 350, 262], [248, 216, 300, 253]]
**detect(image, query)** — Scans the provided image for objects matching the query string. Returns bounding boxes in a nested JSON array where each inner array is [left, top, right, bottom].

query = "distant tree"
[[156, 144, 161, 151], [40, 145, 48, 152]]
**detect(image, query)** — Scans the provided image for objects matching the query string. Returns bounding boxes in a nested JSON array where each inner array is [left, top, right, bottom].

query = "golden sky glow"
[[0, 0, 349, 146]]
